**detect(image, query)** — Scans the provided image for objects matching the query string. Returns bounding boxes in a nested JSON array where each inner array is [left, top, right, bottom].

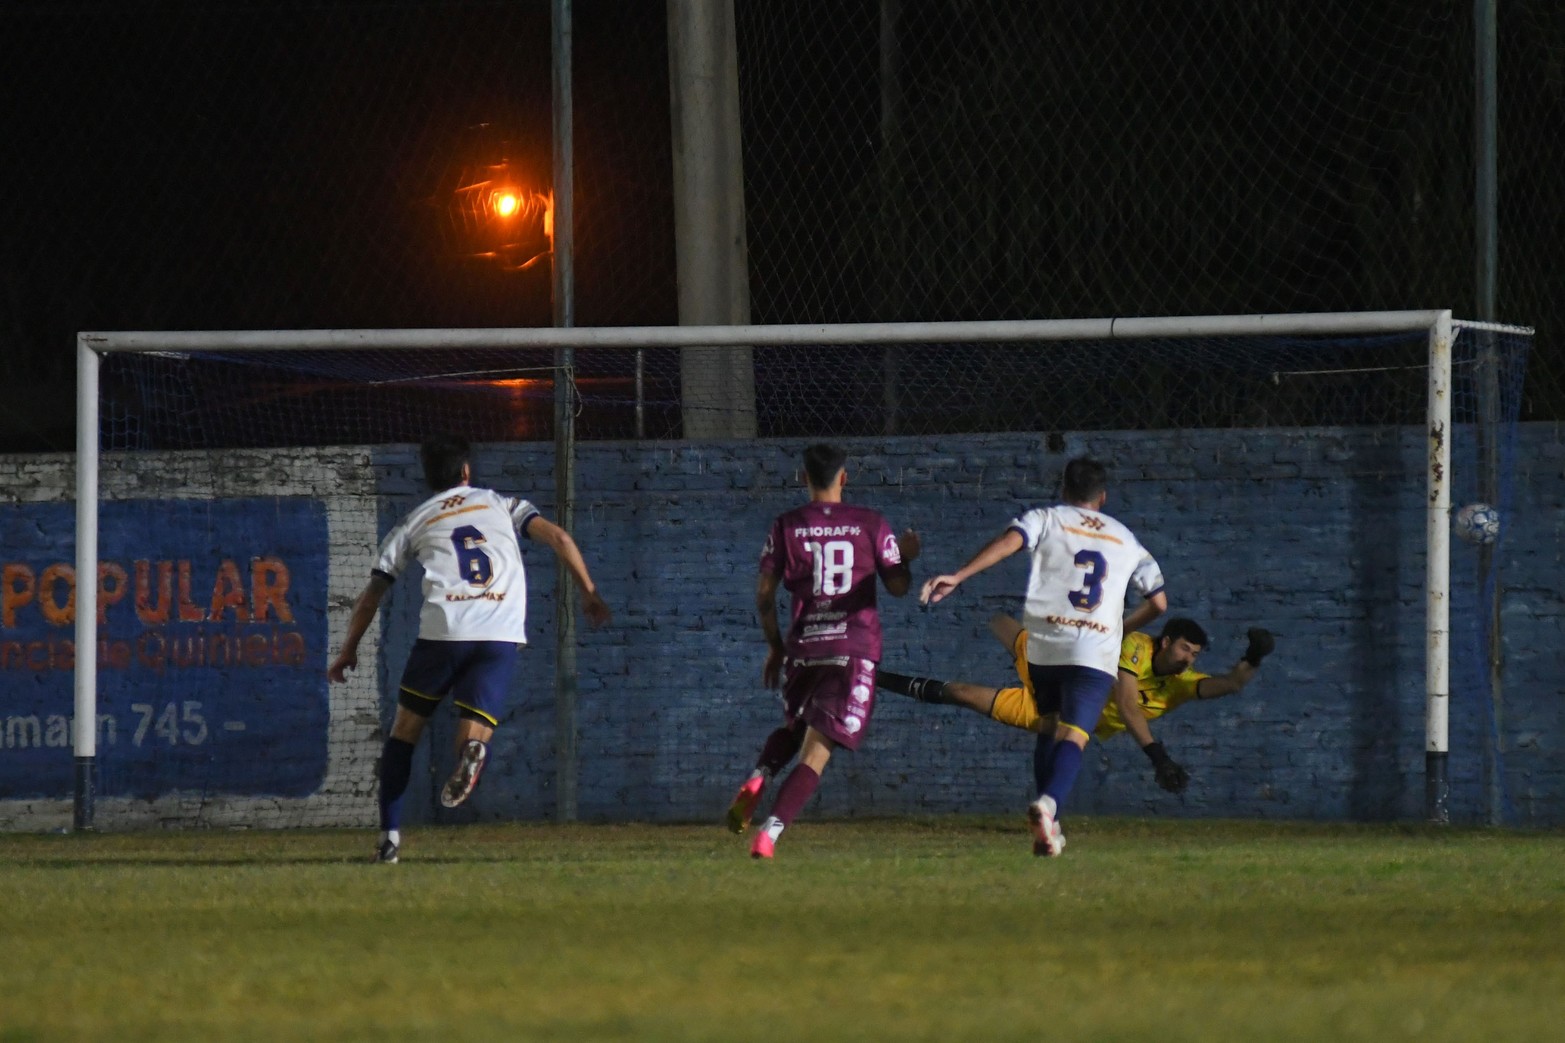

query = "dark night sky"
[[0, 0, 675, 452], [2, 1, 1560, 452]]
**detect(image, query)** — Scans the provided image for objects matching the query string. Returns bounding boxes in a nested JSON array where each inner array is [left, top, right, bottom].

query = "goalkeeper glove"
[[1143, 741, 1189, 794], [1243, 627, 1275, 667]]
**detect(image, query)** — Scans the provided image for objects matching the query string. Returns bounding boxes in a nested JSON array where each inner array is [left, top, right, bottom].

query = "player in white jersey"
[[922, 457, 1165, 856], [328, 435, 610, 864]]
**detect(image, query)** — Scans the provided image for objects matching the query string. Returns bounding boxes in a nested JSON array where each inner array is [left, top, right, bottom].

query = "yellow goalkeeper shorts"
[[990, 628, 1049, 734]]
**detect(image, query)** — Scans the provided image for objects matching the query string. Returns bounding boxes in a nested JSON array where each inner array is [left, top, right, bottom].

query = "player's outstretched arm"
[[1122, 590, 1168, 634], [1114, 671, 1156, 749], [1114, 671, 1189, 793], [756, 571, 785, 688], [527, 516, 611, 627], [327, 574, 392, 683], [1195, 627, 1275, 699], [920, 528, 1024, 605]]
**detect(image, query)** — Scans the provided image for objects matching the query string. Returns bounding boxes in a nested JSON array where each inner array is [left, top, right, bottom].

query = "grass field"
[[2, 817, 1563, 1042]]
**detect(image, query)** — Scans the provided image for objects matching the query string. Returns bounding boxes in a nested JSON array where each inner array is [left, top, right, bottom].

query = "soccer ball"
[[1453, 502, 1501, 545]]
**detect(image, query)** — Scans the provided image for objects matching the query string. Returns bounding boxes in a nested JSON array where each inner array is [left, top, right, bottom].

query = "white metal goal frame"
[[70, 309, 1519, 828]]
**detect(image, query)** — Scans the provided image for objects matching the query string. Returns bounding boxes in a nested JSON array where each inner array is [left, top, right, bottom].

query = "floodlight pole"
[[1474, 0, 1505, 826], [668, 0, 756, 437], [73, 335, 100, 830], [551, 0, 580, 823]]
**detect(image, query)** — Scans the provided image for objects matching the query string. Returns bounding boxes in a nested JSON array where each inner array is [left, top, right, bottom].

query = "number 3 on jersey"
[[804, 539, 854, 596], [1069, 549, 1107, 610], [451, 524, 493, 586]]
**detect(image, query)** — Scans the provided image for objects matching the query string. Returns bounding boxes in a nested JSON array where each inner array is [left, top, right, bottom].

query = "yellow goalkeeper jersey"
[[1094, 631, 1209, 739]]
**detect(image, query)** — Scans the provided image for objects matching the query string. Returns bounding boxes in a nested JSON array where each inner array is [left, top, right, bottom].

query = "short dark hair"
[[1157, 618, 1209, 649], [1060, 457, 1108, 503], [802, 443, 848, 490], [420, 434, 471, 491]]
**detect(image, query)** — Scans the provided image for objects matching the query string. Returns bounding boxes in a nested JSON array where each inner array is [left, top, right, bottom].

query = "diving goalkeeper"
[[880, 615, 1275, 794]]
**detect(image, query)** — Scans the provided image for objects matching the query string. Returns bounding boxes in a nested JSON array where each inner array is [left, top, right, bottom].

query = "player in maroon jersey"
[[726, 443, 920, 858]]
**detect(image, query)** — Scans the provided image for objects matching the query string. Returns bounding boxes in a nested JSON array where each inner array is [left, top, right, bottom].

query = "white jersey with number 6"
[[373, 485, 540, 643], [1008, 504, 1164, 675]]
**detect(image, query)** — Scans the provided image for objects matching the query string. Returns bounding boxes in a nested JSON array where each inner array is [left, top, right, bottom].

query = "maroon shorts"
[[782, 656, 878, 752]]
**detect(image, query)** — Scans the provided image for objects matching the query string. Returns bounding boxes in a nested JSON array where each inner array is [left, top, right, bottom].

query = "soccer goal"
[[36, 310, 1528, 831]]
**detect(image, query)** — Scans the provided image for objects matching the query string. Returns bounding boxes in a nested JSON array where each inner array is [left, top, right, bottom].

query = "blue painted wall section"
[[1, 498, 329, 799], [366, 426, 1564, 828]]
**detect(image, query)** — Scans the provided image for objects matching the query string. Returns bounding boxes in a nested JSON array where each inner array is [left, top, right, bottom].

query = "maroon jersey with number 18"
[[759, 501, 903, 662]]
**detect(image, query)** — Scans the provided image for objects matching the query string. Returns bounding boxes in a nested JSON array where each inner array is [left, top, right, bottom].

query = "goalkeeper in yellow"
[[880, 614, 1274, 793]]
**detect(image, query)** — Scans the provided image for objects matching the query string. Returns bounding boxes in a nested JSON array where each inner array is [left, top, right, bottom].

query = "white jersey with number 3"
[[1009, 504, 1164, 675], [373, 485, 540, 643]]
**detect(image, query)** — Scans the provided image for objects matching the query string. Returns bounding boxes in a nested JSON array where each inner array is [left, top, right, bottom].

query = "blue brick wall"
[[374, 424, 1565, 828]]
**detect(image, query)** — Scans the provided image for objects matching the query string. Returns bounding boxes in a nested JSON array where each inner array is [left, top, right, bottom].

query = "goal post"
[[1425, 311, 1453, 823], [62, 310, 1526, 830], [73, 337, 100, 830]]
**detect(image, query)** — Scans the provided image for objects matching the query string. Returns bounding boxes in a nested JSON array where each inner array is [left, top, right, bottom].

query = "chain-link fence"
[[3, 0, 1561, 454], [734, 0, 1564, 418]]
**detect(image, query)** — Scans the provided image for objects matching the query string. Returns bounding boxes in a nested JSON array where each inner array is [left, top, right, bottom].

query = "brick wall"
[[377, 425, 1565, 828], [4, 425, 1561, 828]]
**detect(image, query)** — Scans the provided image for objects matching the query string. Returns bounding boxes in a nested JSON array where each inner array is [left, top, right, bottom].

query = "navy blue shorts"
[[1026, 662, 1116, 739], [397, 639, 520, 727]]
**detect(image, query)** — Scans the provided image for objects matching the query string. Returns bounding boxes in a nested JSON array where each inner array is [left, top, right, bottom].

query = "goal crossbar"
[[80, 310, 1455, 354]]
